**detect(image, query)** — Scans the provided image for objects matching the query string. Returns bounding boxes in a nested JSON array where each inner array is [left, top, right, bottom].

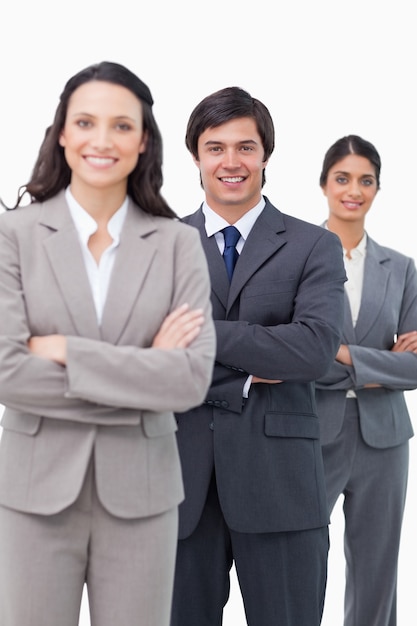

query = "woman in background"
[[316, 134, 417, 626], [0, 61, 215, 626]]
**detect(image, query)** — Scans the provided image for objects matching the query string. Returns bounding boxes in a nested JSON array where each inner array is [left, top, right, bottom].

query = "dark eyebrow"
[[203, 139, 259, 147], [70, 112, 137, 122], [333, 169, 376, 179]]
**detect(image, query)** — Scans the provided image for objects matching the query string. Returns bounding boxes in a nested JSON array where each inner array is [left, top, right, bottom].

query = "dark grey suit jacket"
[[175, 197, 347, 538], [316, 235, 417, 448]]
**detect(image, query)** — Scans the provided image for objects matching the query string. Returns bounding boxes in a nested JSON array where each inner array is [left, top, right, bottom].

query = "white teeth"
[[86, 156, 115, 166], [221, 177, 244, 183]]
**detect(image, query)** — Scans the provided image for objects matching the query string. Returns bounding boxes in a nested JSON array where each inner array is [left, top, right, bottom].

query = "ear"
[[58, 132, 66, 147], [321, 184, 328, 197], [138, 130, 148, 154], [192, 154, 200, 169]]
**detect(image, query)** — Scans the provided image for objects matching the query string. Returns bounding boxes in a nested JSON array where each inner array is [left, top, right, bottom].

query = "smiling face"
[[194, 116, 268, 221], [59, 80, 147, 202], [321, 153, 378, 226]]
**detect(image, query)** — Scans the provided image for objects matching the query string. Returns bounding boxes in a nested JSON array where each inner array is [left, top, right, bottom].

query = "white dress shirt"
[[65, 187, 128, 324], [202, 197, 265, 253], [343, 232, 367, 327]]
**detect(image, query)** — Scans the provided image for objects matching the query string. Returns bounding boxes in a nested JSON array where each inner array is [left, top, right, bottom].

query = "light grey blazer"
[[0, 191, 216, 517], [316, 235, 417, 448]]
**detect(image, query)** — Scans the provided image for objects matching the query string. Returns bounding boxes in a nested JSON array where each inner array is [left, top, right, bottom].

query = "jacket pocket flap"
[[1, 408, 42, 435], [265, 412, 319, 439]]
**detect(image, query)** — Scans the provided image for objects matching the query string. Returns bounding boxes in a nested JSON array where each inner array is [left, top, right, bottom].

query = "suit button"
[[221, 401, 229, 408], [209, 422, 214, 430], [214, 400, 221, 407]]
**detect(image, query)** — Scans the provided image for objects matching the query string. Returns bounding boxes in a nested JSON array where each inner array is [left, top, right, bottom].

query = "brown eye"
[[76, 120, 91, 128]]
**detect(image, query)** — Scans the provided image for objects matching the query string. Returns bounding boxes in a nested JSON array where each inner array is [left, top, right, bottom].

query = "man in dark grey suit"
[[170, 87, 347, 626]]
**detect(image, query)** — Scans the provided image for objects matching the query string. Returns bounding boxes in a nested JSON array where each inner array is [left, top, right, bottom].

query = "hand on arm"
[[359, 331, 417, 388], [335, 342, 417, 389], [152, 303, 204, 349], [28, 335, 67, 365], [335, 344, 352, 366], [27, 304, 204, 366], [336, 343, 381, 388], [391, 330, 417, 353]]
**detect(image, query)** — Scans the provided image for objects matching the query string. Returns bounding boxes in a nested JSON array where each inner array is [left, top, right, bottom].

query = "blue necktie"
[[222, 225, 240, 281]]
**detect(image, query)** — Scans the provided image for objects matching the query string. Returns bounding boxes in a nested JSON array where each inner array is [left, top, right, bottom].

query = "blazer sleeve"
[[314, 361, 354, 390], [213, 228, 346, 383], [0, 215, 215, 418], [64, 227, 216, 412], [0, 213, 105, 420], [349, 256, 417, 390], [318, 255, 417, 392]]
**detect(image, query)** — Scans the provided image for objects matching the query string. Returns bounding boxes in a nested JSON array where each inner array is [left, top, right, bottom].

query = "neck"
[[69, 181, 127, 223], [205, 194, 262, 224]]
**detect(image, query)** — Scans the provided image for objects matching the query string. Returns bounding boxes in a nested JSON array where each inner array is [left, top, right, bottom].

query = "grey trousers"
[[0, 461, 178, 626], [322, 398, 409, 626]]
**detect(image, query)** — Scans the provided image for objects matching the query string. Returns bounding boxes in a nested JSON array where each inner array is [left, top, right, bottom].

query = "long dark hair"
[[319, 135, 381, 190], [185, 86, 275, 187], [4, 61, 176, 217]]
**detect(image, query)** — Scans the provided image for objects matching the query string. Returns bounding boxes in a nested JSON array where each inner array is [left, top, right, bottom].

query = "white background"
[[1, 0, 416, 624]]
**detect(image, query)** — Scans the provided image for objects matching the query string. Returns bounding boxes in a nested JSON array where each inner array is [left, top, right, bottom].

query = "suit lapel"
[[324, 231, 391, 345], [186, 201, 287, 315], [185, 209, 230, 309], [41, 194, 159, 344], [40, 193, 100, 339], [100, 201, 157, 344], [228, 202, 286, 310], [354, 237, 391, 343]]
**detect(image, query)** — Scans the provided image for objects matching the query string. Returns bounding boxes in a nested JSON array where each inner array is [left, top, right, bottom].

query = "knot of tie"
[[222, 225, 240, 281]]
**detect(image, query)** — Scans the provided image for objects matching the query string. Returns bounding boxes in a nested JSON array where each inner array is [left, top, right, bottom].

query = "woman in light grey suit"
[[316, 135, 417, 626], [0, 62, 215, 626]]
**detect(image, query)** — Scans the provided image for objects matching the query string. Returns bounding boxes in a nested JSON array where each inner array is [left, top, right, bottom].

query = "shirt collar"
[[347, 231, 367, 258], [65, 187, 128, 245], [323, 221, 367, 258], [202, 196, 266, 240]]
